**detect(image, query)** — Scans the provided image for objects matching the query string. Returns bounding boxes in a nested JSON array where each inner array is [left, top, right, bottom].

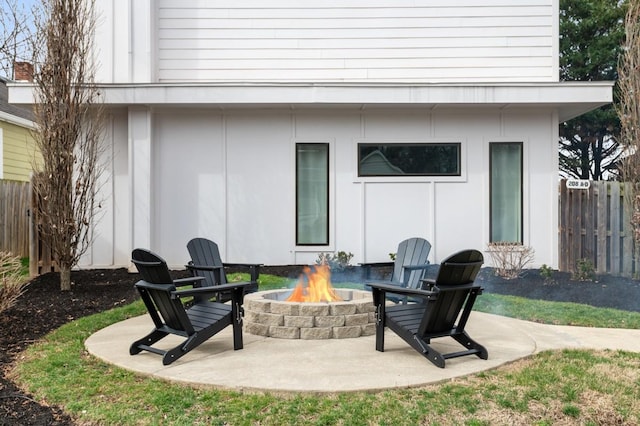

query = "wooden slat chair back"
[[393, 237, 433, 289], [130, 248, 251, 365], [362, 237, 432, 303], [370, 249, 488, 368], [186, 237, 260, 302]]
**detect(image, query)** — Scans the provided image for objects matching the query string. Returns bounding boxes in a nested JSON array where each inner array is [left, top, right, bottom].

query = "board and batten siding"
[[156, 0, 557, 83]]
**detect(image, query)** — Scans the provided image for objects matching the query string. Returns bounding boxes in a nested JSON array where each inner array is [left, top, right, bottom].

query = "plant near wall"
[[486, 242, 535, 279], [572, 258, 595, 281], [539, 264, 555, 282], [316, 251, 354, 272], [0, 251, 28, 314]]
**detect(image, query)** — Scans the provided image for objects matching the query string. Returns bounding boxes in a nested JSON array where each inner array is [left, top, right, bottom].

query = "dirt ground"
[[1, 265, 639, 425]]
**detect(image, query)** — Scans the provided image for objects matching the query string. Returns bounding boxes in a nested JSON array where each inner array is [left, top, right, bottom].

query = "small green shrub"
[[539, 264, 554, 282], [316, 251, 354, 272], [572, 258, 595, 281]]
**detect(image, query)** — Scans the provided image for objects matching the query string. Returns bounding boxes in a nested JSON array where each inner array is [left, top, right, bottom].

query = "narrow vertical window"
[[490, 142, 523, 243], [296, 143, 329, 245]]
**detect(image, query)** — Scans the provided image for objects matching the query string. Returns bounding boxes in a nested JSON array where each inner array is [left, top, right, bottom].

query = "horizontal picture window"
[[358, 143, 461, 177]]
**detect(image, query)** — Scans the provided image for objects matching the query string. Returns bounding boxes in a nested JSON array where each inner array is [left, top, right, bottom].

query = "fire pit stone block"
[[245, 299, 271, 313], [333, 326, 362, 339], [354, 300, 377, 313], [243, 289, 377, 340], [270, 303, 299, 316], [315, 315, 345, 327], [300, 327, 332, 339], [345, 313, 370, 326], [245, 322, 270, 336], [361, 323, 376, 336], [330, 303, 357, 315], [284, 315, 314, 328], [246, 311, 284, 326], [269, 326, 300, 339], [299, 304, 331, 316]]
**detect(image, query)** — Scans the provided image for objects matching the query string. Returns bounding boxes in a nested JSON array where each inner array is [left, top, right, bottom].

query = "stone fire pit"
[[243, 288, 377, 339]]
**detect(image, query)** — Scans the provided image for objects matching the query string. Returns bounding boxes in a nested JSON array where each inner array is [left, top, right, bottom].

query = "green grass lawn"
[[9, 273, 640, 425]]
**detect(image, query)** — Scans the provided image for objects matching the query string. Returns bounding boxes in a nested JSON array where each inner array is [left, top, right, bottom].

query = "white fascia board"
[[0, 110, 37, 129], [8, 81, 612, 122]]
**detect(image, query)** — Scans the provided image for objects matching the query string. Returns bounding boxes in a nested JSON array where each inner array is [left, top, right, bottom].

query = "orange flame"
[[285, 264, 343, 302]]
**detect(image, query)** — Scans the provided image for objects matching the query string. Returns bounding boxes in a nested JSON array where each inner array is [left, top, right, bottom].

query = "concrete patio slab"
[[85, 311, 640, 393]]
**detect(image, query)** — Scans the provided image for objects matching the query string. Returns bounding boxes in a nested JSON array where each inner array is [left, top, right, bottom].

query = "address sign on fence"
[[566, 179, 590, 190]]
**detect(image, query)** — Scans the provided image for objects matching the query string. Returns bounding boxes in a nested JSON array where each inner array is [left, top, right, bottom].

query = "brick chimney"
[[14, 62, 34, 81]]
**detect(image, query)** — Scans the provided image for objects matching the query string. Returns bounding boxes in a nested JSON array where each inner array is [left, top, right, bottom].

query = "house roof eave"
[[7, 81, 612, 122]]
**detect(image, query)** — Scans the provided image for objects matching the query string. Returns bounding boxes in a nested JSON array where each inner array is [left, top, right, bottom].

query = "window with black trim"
[[490, 142, 523, 243], [296, 143, 329, 245], [358, 143, 461, 176]]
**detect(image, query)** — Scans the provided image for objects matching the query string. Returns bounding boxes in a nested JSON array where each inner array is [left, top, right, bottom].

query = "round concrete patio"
[[85, 311, 640, 393]]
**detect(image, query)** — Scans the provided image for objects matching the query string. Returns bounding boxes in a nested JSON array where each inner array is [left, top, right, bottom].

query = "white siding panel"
[[158, 0, 552, 9], [364, 182, 431, 261], [154, 110, 226, 262], [156, 1, 557, 83]]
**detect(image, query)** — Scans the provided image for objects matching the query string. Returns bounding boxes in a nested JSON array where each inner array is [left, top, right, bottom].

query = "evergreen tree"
[[559, 0, 626, 180]]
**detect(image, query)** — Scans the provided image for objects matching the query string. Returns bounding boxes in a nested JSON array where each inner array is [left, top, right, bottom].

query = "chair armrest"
[[368, 281, 439, 299], [435, 282, 484, 294], [359, 261, 394, 267], [185, 263, 223, 272], [223, 262, 263, 268], [134, 277, 205, 291], [172, 281, 255, 298], [173, 276, 206, 286], [134, 280, 177, 292], [364, 279, 398, 286], [403, 263, 430, 271], [419, 279, 483, 292]]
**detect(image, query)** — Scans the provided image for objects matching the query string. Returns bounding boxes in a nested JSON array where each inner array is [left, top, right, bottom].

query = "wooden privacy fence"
[[0, 180, 31, 258], [0, 179, 55, 276], [559, 179, 639, 277]]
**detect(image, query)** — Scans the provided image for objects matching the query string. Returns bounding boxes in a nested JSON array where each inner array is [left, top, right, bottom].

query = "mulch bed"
[[1, 265, 638, 425]]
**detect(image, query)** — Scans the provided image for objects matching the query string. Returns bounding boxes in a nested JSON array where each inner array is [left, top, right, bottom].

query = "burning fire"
[[285, 264, 343, 302]]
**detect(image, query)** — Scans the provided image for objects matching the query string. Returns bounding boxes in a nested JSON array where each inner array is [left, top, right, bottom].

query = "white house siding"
[[154, 0, 557, 83], [83, 105, 558, 269], [41, 0, 610, 271]]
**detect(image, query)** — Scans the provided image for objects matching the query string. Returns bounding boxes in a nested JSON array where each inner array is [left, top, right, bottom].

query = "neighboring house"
[[0, 76, 37, 182], [9, 0, 612, 269]]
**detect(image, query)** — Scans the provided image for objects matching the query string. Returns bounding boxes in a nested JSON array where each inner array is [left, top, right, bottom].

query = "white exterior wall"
[[85, 106, 558, 269], [67, 0, 613, 271], [95, 0, 558, 83]]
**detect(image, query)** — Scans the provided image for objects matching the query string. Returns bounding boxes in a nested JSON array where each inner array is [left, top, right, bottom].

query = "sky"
[[0, 0, 39, 79]]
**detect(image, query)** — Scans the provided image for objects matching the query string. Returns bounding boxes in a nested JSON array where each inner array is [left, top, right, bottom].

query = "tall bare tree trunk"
[[31, 0, 104, 291], [59, 265, 71, 292], [618, 0, 640, 263]]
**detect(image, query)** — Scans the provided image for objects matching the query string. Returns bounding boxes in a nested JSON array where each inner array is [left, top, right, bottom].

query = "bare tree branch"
[[0, 0, 41, 79], [618, 0, 640, 244], [31, 0, 104, 291]]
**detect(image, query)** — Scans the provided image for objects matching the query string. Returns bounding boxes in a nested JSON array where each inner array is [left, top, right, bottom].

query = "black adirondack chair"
[[361, 237, 432, 303], [369, 249, 488, 368], [130, 248, 252, 365], [186, 237, 260, 303]]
